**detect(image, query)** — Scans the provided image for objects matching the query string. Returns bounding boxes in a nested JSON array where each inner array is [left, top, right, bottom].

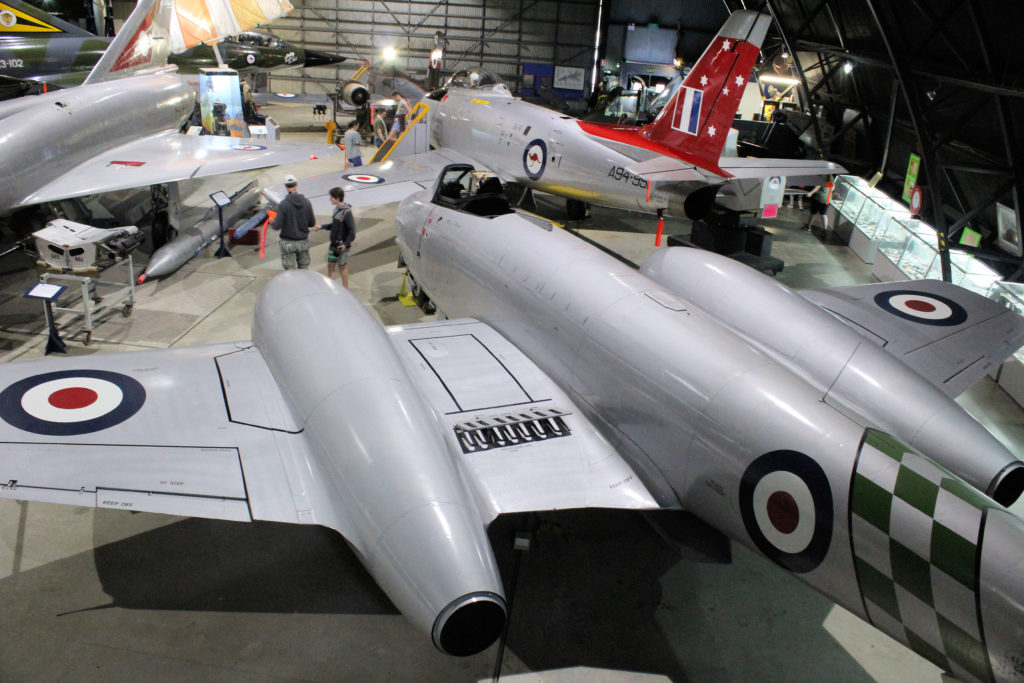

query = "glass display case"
[[987, 281, 1024, 405], [927, 250, 1001, 294], [873, 217, 938, 281], [830, 174, 869, 215]]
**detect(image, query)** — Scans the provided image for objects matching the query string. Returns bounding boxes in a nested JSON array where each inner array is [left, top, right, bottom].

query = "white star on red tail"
[[735, 75, 745, 87], [700, 75, 708, 86], [707, 125, 717, 137], [723, 87, 730, 96], [722, 39, 731, 50]]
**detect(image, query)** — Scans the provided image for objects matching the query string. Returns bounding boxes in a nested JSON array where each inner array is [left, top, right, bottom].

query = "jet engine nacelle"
[[251, 271, 506, 656], [338, 80, 370, 107], [641, 247, 1024, 507]]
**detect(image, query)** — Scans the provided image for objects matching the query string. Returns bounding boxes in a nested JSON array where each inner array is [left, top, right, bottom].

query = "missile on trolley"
[[138, 184, 260, 283]]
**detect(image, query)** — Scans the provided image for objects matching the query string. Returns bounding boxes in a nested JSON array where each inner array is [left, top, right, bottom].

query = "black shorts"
[[809, 199, 827, 215]]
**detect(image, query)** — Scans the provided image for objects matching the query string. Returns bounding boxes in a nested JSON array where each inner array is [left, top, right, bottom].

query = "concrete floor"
[[1, 104, 1023, 682]]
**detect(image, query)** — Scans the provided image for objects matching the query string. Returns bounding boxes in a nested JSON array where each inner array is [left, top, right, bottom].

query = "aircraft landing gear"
[[566, 199, 590, 221]]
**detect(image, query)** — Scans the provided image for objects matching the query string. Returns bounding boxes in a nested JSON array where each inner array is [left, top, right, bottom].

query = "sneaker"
[[801, 224, 812, 231]]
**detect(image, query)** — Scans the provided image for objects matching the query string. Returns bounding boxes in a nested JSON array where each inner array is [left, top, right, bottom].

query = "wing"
[[801, 279, 1024, 397], [0, 319, 656, 532], [0, 342, 332, 527], [263, 148, 486, 213], [18, 133, 339, 207], [627, 155, 845, 183], [387, 318, 659, 520], [253, 92, 331, 107]]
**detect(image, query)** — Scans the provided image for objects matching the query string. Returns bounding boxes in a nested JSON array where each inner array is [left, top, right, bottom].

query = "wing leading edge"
[[19, 133, 339, 207]]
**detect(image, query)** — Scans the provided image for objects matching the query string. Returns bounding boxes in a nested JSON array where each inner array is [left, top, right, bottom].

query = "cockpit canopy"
[[432, 164, 513, 218], [445, 70, 502, 89], [228, 32, 286, 50], [427, 70, 510, 101]]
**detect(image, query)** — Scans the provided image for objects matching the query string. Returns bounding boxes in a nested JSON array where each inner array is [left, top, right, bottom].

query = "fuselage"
[[428, 86, 696, 215], [0, 69, 194, 212], [0, 34, 312, 91], [395, 188, 1024, 679]]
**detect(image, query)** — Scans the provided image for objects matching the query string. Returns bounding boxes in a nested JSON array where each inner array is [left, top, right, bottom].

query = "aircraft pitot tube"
[[251, 271, 506, 656]]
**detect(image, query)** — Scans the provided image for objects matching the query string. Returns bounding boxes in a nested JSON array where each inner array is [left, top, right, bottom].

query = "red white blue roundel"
[[739, 450, 833, 573], [343, 173, 385, 184], [523, 139, 547, 181], [232, 144, 267, 151], [874, 290, 967, 326], [0, 370, 146, 436]]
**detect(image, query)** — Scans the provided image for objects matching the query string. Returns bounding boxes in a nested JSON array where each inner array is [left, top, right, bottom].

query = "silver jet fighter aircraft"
[[0, 0, 337, 215], [394, 164, 1024, 679], [1, 161, 1023, 673], [265, 11, 841, 222]]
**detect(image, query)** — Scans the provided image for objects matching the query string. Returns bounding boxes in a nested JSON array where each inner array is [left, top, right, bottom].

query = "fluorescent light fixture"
[[382, 46, 396, 62], [759, 75, 800, 85], [843, 61, 853, 74]]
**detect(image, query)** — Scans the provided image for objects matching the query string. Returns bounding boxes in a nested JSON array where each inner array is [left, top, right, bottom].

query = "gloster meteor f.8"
[[266, 11, 841, 222], [0, 0, 345, 92], [1, 161, 1023, 676], [0, 0, 336, 215]]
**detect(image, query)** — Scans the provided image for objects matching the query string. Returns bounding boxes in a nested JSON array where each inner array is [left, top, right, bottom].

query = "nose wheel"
[[566, 199, 589, 221]]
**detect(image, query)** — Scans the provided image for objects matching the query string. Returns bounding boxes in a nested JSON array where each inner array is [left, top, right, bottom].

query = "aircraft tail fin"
[[0, 0, 93, 36], [640, 10, 770, 172], [576, 10, 770, 177], [82, 0, 173, 85]]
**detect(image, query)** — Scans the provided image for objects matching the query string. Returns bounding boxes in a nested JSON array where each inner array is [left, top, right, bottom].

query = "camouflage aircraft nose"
[[302, 49, 347, 68]]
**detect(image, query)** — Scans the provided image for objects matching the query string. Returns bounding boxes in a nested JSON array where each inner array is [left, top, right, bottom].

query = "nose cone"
[[303, 49, 347, 68]]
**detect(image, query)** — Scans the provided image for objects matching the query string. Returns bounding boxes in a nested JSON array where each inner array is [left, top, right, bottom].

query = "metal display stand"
[[39, 254, 136, 345]]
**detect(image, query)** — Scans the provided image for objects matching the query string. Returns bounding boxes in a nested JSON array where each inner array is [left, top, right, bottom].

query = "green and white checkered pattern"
[[850, 430, 991, 683]]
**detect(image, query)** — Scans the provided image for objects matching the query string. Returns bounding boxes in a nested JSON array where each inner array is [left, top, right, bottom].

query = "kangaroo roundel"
[[523, 139, 547, 180]]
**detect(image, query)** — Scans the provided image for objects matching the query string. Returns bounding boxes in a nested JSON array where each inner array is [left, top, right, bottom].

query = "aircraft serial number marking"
[[607, 165, 648, 189], [0, 59, 25, 69]]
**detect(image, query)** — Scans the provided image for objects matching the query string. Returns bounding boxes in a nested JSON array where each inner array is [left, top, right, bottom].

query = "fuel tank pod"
[[252, 271, 506, 655]]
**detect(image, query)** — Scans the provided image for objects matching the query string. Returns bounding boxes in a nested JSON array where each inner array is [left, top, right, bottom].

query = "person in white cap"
[[271, 173, 316, 269]]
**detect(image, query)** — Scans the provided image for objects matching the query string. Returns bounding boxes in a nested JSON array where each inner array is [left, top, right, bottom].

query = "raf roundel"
[[343, 173, 386, 184], [739, 450, 833, 573], [874, 290, 967, 327], [0, 369, 146, 436], [232, 143, 267, 151], [522, 139, 547, 181]]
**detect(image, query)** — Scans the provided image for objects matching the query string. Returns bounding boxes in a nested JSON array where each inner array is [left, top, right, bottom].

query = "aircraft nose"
[[302, 50, 347, 68]]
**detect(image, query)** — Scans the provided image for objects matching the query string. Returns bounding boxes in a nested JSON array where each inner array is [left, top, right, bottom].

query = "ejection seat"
[[461, 176, 513, 217]]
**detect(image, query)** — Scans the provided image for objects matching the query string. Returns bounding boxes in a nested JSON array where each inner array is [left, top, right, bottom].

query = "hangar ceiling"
[[759, 0, 1024, 279]]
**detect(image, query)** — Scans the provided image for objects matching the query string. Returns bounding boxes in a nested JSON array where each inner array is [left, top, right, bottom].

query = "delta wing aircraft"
[[0, 0, 337, 215], [0, 0, 345, 92], [265, 11, 842, 223], [1, 162, 1023, 676]]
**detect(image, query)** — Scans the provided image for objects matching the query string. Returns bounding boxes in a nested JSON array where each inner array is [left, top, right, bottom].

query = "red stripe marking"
[[48, 387, 98, 410], [906, 300, 936, 313]]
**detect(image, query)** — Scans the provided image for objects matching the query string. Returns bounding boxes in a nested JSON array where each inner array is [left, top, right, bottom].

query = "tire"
[[566, 199, 589, 220]]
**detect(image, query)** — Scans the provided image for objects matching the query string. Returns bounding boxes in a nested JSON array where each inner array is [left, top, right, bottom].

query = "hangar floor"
[[0, 105, 1022, 682]]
